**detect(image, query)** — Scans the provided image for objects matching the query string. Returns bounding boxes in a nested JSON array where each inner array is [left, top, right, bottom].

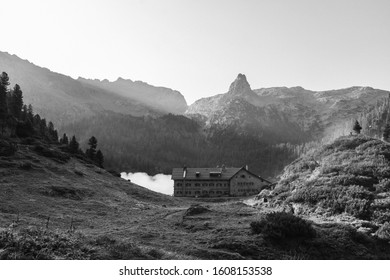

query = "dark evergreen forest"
[[62, 112, 300, 178], [0, 72, 103, 168]]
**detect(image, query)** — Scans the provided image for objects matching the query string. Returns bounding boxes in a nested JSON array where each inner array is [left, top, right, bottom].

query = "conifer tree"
[[383, 123, 390, 141], [48, 121, 57, 141], [96, 150, 104, 168], [353, 120, 362, 134], [11, 84, 23, 119], [86, 136, 98, 160], [21, 105, 28, 121], [60, 133, 69, 145], [27, 104, 33, 120], [69, 135, 80, 154], [0, 72, 10, 134]]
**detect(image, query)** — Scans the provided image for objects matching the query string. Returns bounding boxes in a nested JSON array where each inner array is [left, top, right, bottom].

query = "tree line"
[[0, 72, 104, 167], [62, 112, 300, 178]]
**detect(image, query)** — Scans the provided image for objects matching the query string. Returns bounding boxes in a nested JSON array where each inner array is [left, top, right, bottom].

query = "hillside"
[[2, 136, 390, 259], [0, 51, 187, 127], [263, 135, 390, 238], [61, 112, 298, 177]]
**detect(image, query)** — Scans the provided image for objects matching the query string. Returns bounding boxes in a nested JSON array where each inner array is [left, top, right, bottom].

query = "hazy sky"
[[1, 0, 390, 104]]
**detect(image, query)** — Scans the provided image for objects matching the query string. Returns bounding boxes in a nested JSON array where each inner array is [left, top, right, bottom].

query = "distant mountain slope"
[[187, 74, 390, 143], [61, 112, 298, 178], [0, 51, 187, 127], [79, 77, 187, 115]]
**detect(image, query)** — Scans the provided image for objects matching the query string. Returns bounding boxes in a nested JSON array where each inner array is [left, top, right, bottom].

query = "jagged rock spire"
[[228, 73, 252, 96]]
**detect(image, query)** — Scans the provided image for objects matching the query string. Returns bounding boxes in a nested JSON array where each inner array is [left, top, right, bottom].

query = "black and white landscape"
[[1, 0, 390, 260]]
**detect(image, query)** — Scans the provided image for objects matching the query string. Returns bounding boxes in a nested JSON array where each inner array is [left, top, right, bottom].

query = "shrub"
[[376, 223, 390, 241], [0, 139, 17, 156], [34, 145, 70, 163], [250, 212, 316, 240], [107, 170, 121, 177], [19, 161, 32, 170], [0, 228, 92, 260]]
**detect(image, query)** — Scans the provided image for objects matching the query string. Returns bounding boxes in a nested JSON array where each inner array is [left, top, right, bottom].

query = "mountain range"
[[0, 51, 187, 127], [1, 50, 389, 177], [187, 73, 390, 143]]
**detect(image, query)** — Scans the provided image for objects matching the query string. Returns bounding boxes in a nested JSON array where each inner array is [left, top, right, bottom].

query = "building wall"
[[229, 169, 269, 196], [174, 180, 230, 197]]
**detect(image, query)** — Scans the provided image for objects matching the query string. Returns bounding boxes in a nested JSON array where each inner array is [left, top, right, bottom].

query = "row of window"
[[176, 190, 229, 195], [237, 182, 255, 186], [176, 182, 228, 187], [237, 189, 258, 193]]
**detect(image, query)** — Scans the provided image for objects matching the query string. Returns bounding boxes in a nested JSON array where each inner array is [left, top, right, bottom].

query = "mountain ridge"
[[0, 51, 188, 127], [186, 74, 390, 143]]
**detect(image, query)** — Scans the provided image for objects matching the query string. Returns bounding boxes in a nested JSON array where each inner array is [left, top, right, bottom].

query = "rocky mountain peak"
[[228, 73, 252, 96]]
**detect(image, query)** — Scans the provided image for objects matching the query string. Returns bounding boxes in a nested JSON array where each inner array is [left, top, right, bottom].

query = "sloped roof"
[[172, 167, 241, 180], [171, 167, 272, 184]]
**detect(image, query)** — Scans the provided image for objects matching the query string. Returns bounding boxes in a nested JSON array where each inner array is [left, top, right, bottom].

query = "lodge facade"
[[171, 166, 271, 197]]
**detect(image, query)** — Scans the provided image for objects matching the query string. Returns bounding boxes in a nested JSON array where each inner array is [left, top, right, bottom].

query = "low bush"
[[19, 161, 33, 170], [0, 228, 92, 260], [0, 139, 17, 156], [250, 212, 316, 240], [107, 170, 121, 177], [34, 145, 70, 163], [376, 222, 390, 241]]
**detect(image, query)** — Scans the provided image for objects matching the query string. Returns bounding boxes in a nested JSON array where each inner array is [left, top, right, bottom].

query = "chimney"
[[222, 164, 226, 172], [183, 166, 187, 178], [245, 165, 248, 170]]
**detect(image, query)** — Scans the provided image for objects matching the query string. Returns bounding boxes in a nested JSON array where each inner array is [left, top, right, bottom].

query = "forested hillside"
[[62, 113, 299, 178]]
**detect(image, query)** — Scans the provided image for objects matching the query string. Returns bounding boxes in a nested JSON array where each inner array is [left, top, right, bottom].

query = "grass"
[[2, 135, 390, 259]]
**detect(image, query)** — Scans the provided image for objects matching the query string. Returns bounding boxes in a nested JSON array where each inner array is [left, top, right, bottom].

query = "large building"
[[171, 166, 271, 197]]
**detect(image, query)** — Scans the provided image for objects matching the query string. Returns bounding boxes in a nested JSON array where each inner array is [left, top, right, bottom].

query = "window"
[[241, 175, 245, 178], [195, 183, 200, 187], [209, 183, 214, 186], [202, 183, 208, 186], [177, 183, 182, 186]]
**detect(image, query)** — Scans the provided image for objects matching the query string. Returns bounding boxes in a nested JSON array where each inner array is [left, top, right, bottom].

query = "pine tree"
[[21, 105, 28, 121], [0, 72, 10, 134], [27, 104, 33, 120], [96, 150, 104, 168], [11, 84, 23, 119], [353, 120, 362, 134], [383, 123, 390, 141], [47, 121, 57, 141], [60, 133, 69, 145], [86, 136, 98, 160], [69, 135, 80, 154]]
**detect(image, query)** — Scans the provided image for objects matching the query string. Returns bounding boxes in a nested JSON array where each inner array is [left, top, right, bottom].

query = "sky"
[[1, 0, 390, 104]]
